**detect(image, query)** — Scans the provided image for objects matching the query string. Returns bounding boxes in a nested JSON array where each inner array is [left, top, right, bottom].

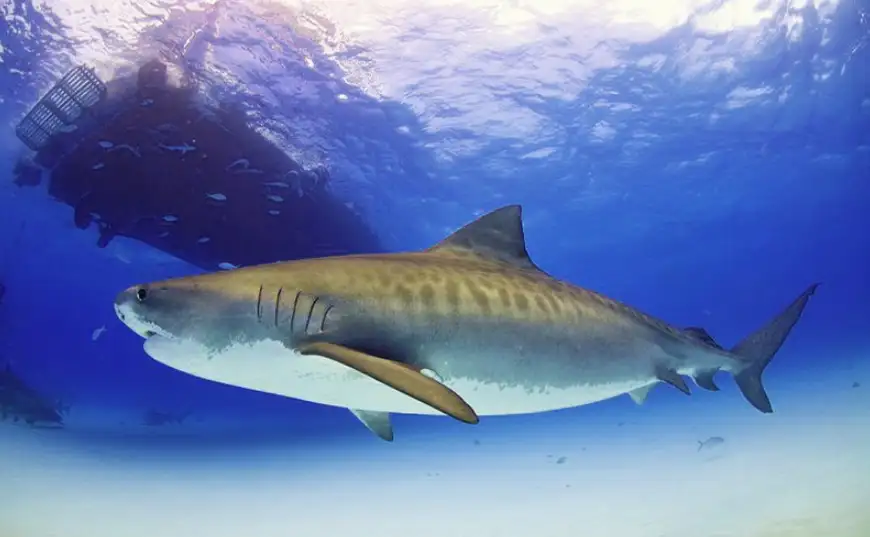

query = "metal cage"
[[15, 66, 107, 151]]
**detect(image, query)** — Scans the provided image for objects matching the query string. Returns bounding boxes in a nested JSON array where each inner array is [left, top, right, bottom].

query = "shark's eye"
[[136, 288, 148, 302]]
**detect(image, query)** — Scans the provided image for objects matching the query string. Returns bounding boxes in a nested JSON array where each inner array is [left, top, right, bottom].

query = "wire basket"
[[15, 65, 107, 151]]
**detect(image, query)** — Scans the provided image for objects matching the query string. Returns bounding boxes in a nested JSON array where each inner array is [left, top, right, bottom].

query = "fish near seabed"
[[697, 436, 725, 452], [113, 205, 819, 441]]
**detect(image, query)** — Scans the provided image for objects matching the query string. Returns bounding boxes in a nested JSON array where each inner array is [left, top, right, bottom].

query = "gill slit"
[[305, 296, 320, 334], [321, 304, 333, 332], [256, 285, 263, 321], [290, 290, 302, 332], [274, 287, 283, 328]]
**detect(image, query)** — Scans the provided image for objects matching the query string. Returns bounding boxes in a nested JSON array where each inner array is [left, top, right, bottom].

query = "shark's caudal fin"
[[730, 283, 820, 413]]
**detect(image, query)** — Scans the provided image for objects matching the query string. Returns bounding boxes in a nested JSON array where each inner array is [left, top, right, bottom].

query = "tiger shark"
[[114, 205, 818, 441]]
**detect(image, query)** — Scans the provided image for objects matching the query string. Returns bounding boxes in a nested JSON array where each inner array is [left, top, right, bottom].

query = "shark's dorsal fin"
[[428, 205, 539, 270]]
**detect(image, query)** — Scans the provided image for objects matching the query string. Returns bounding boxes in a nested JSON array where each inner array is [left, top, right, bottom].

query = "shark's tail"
[[730, 283, 820, 413]]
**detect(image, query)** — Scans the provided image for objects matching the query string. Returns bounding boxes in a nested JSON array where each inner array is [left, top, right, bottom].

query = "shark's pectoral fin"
[[350, 409, 394, 441], [296, 342, 479, 425], [628, 383, 656, 405], [655, 366, 691, 395], [692, 369, 720, 391]]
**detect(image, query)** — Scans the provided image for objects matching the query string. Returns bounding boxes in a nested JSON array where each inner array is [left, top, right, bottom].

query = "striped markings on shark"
[[114, 205, 820, 441]]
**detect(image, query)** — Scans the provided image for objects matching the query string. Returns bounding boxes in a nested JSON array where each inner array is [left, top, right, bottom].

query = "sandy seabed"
[[1, 364, 868, 537]]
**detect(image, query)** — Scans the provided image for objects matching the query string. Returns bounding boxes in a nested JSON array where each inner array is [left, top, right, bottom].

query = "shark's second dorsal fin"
[[427, 205, 539, 270], [683, 326, 723, 349]]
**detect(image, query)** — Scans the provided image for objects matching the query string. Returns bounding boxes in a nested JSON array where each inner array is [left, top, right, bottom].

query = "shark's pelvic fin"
[[655, 366, 691, 395], [297, 342, 480, 424], [426, 205, 541, 271], [350, 409, 394, 441], [692, 370, 720, 391], [628, 384, 656, 405], [730, 283, 820, 413], [683, 327, 723, 349]]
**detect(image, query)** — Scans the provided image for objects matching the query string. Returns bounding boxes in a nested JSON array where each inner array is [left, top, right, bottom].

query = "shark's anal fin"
[[655, 366, 691, 395], [297, 342, 480, 424], [628, 384, 656, 405], [350, 409, 394, 441]]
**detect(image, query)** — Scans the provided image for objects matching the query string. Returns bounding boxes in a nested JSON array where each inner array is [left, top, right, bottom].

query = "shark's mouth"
[[114, 302, 175, 341], [141, 327, 175, 342], [134, 324, 174, 341], [142, 334, 192, 365], [141, 334, 213, 375]]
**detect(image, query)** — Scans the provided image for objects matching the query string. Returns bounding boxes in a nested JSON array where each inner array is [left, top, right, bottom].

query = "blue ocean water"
[[1, 0, 869, 536]]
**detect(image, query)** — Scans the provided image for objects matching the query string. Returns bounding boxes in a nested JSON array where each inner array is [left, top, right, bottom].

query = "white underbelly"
[[142, 336, 650, 416]]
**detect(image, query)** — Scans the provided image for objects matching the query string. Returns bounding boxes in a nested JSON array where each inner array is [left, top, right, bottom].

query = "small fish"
[[263, 181, 289, 188], [108, 144, 141, 157], [555, 456, 567, 464], [232, 168, 264, 175], [158, 231, 170, 238], [92, 163, 105, 170], [158, 143, 197, 155], [283, 170, 306, 198], [197, 237, 211, 244], [92, 325, 107, 341], [226, 158, 250, 170], [218, 262, 238, 270], [98, 141, 114, 149], [853, 381, 861, 389], [58, 124, 78, 133], [267, 195, 284, 203], [140, 99, 154, 107], [268, 210, 280, 216], [206, 193, 227, 201], [697, 436, 725, 452], [162, 215, 179, 222]]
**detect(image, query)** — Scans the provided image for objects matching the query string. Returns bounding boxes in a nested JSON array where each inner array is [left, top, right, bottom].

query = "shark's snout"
[[114, 285, 162, 339]]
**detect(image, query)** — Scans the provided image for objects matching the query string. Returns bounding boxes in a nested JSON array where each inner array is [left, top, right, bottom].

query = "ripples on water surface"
[[5, 0, 866, 246]]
